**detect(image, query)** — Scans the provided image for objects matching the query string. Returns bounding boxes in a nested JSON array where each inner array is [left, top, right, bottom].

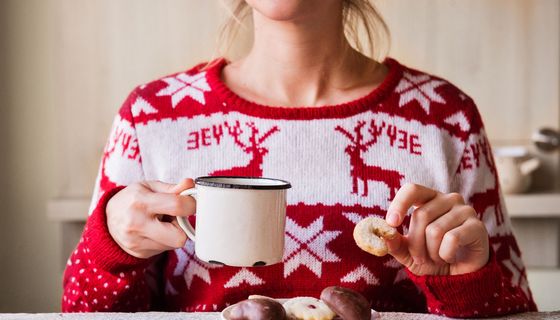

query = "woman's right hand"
[[106, 178, 196, 259]]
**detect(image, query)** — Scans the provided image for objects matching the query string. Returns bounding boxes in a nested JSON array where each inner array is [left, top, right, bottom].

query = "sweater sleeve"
[[62, 89, 160, 312], [406, 98, 538, 318]]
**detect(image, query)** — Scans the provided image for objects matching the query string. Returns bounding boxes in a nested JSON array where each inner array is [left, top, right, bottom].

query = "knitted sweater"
[[62, 58, 537, 317]]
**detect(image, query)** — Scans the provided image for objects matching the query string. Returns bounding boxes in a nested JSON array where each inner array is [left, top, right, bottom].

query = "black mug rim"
[[195, 176, 292, 190]]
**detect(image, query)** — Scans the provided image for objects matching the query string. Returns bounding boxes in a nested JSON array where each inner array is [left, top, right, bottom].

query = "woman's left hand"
[[385, 183, 489, 276]]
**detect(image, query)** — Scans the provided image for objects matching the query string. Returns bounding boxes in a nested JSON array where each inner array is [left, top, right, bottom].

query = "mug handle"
[[177, 188, 197, 241]]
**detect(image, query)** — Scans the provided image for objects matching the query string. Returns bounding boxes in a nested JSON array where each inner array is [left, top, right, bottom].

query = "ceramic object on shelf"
[[494, 146, 540, 194], [533, 128, 560, 152]]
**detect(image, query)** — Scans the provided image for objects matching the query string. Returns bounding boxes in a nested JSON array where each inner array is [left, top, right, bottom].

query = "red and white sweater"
[[62, 58, 537, 317]]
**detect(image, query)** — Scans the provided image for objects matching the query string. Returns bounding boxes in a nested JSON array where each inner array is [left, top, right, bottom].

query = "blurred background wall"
[[0, 0, 558, 313], [0, 0, 59, 311], [0, 0, 227, 312], [0, 0, 8, 309]]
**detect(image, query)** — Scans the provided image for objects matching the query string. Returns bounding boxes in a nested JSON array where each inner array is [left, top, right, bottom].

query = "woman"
[[62, 0, 537, 317]]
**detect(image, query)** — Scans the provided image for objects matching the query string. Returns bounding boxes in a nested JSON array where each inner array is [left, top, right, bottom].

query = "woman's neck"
[[223, 7, 386, 107]]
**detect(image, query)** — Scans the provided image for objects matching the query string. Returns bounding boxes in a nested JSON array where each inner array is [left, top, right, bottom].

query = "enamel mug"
[[177, 176, 291, 267]]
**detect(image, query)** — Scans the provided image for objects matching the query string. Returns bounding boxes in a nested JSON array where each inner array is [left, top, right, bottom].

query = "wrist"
[[407, 250, 501, 317], [84, 186, 151, 272]]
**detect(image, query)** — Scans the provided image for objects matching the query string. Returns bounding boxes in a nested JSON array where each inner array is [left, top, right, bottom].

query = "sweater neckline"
[[205, 57, 404, 120]]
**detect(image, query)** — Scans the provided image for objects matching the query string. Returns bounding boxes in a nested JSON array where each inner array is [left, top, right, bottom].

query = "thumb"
[[144, 179, 194, 194], [169, 178, 195, 194], [385, 232, 413, 269]]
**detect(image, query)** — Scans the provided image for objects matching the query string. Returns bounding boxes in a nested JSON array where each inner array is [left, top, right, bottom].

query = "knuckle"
[[462, 206, 478, 218], [122, 216, 138, 232], [470, 218, 487, 231], [426, 224, 443, 240], [171, 197, 184, 214], [414, 208, 431, 224], [130, 192, 147, 211], [404, 183, 421, 193], [447, 192, 465, 204], [444, 232, 460, 247], [440, 250, 454, 262]]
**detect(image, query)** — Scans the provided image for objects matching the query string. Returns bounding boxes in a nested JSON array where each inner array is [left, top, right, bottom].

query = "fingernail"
[[387, 213, 399, 226]]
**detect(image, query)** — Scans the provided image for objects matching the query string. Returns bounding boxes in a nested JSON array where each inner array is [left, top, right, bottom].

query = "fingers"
[[144, 180, 179, 193], [387, 183, 439, 227], [439, 218, 488, 264], [143, 179, 193, 248], [425, 205, 476, 263], [385, 232, 414, 269], [382, 184, 488, 275], [143, 192, 196, 217], [169, 178, 195, 194], [119, 236, 171, 259], [145, 218, 188, 249], [108, 180, 195, 260], [144, 178, 195, 194], [407, 194, 457, 263], [141, 179, 196, 217]]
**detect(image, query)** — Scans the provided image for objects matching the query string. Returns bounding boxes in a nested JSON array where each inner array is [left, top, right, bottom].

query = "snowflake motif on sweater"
[[62, 58, 537, 317], [396, 72, 446, 114], [283, 216, 342, 278], [156, 71, 210, 107], [171, 241, 221, 290]]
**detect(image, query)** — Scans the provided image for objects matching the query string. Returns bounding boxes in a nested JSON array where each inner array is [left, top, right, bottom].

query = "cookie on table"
[[283, 297, 336, 320], [320, 286, 371, 320], [226, 298, 286, 320]]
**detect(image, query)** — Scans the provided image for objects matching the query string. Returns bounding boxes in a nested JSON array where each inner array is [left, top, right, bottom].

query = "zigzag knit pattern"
[[62, 58, 537, 317]]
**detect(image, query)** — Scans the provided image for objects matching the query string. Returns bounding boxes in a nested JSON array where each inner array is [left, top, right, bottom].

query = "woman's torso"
[[102, 58, 473, 311]]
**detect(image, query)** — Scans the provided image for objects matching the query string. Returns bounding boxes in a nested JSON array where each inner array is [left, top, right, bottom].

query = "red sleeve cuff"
[[407, 251, 502, 317], [83, 186, 152, 272]]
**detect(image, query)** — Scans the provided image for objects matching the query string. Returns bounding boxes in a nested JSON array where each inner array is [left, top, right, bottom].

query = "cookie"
[[283, 297, 336, 320], [353, 216, 397, 256], [226, 298, 286, 320], [320, 286, 370, 320], [248, 294, 276, 301]]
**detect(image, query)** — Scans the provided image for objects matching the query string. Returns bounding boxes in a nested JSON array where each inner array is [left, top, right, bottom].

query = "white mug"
[[177, 176, 291, 267]]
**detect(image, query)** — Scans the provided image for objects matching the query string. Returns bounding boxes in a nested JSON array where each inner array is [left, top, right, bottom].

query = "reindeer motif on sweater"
[[335, 120, 404, 200]]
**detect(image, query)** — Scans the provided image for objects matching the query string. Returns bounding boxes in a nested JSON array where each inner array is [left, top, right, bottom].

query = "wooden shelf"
[[505, 193, 560, 218], [47, 193, 560, 223], [47, 197, 89, 222]]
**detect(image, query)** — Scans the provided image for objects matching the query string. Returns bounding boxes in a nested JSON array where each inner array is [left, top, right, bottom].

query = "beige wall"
[[0, 0, 228, 312], [51, 0, 226, 198], [377, 0, 560, 191], [0, 0, 9, 308], [0, 0, 60, 312], [379, 0, 559, 143]]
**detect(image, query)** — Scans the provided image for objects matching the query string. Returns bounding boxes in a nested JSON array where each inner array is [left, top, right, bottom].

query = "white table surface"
[[0, 312, 559, 320]]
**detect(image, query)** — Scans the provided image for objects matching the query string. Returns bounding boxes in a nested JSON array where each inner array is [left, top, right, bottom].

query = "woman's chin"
[[245, 0, 331, 22]]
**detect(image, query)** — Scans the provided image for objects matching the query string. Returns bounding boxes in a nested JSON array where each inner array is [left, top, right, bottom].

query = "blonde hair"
[[217, 0, 390, 60]]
